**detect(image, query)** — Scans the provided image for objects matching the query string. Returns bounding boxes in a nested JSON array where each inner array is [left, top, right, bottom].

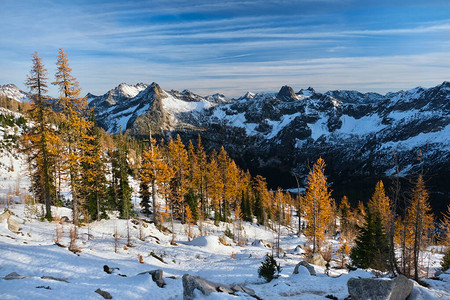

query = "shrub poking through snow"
[[54, 224, 63, 246], [68, 226, 79, 253], [258, 254, 281, 282], [138, 253, 144, 264]]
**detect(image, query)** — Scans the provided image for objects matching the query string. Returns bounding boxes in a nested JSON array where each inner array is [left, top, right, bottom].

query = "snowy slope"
[[0, 84, 30, 102], [0, 203, 449, 300]]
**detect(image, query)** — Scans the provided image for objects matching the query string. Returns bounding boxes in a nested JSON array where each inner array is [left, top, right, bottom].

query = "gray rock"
[[182, 274, 218, 300], [7, 217, 20, 233], [293, 260, 316, 276], [95, 288, 112, 299], [347, 275, 413, 300], [182, 274, 257, 300], [3, 272, 27, 280], [137, 269, 165, 288], [306, 253, 327, 267], [230, 284, 256, 296]]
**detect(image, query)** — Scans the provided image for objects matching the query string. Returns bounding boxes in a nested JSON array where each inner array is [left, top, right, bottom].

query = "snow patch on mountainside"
[[119, 83, 148, 98], [267, 113, 301, 139], [308, 116, 328, 141], [162, 91, 212, 114], [336, 114, 385, 136], [381, 123, 450, 151]]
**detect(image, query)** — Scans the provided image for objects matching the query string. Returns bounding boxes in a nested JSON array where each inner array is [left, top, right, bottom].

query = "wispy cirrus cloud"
[[0, 0, 449, 97]]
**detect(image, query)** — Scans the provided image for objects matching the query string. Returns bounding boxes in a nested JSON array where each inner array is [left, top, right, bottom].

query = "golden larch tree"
[[303, 157, 333, 253], [406, 175, 434, 280], [167, 135, 189, 220], [207, 155, 223, 224], [52, 48, 91, 225], [440, 204, 450, 247], [141, 140, 174, 225], [339, 196, 352, 238], [368, 180, 391, 232]]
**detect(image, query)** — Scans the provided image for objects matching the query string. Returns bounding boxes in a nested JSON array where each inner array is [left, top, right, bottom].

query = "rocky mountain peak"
[[137, 82, 166, 103], [276, 85, 298, 101]]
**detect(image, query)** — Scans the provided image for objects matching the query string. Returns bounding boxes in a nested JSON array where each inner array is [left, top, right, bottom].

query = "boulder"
[[60, 216, 70, 223], [306, 253, 327, 267], [0, 209, 12, 221], [293, 261, 316, 276], [182, 274, 256, 300], [7, 217, 20, 233], [95, 288, 112, 299], [347, 275, 413, 300], [137, 269, 165, 287]]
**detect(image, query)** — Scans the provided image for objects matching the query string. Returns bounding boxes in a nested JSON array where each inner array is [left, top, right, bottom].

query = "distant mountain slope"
[[4, 80, 448, 212], [88, 82, 229, 135], [0, 84, 30, 102], [88, 81, 450, 213]]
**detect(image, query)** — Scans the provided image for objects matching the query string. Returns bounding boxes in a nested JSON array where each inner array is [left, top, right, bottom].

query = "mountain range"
[[2, 81, 449, 213]]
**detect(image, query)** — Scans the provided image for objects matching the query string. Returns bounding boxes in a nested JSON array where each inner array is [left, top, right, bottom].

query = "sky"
[[1, 0, 450, 98]]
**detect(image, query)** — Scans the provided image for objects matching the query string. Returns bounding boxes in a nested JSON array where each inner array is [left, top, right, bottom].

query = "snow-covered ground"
[[0, 200, 449, 299]]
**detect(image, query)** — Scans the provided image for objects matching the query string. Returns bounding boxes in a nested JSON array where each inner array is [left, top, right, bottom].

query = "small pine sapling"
[[258, 253, 281, 282], [441, 248, 450, 272]]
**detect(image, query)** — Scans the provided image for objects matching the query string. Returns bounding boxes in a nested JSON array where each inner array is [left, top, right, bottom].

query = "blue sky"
[[1, 0, 450, 97]]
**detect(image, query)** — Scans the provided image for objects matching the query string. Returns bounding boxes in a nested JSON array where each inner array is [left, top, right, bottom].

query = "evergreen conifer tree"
[[350, 209, 390, 271], [109, 135, 132, 218], [22, 52, 58, 220]]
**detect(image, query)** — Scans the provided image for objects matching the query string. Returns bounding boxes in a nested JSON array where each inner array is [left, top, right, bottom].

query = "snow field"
[[0, 202, 449, 299]]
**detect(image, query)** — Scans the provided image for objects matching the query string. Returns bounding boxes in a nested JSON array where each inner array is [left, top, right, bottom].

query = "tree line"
[[21, 50, 449, 281]]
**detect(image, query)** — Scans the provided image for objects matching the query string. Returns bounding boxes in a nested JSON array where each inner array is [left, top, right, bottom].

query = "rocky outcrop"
[[7, 217, 20, 233], [1, 209, 20, 233], [0, 209, 12, 221], [347, 275, 413, 300], [182, 274, 256, 300], [276, 85, 298, 101]]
